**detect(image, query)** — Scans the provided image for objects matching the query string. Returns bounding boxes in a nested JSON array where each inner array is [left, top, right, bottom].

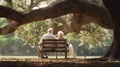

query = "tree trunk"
[[103, 39, 120, 59], [103, 41, 114, 58], [103, 0, 120, 59], [112, 21, 120, 58]]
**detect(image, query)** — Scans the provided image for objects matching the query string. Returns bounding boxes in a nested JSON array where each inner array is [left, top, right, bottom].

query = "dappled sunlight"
[[0, 56, 119, 67]]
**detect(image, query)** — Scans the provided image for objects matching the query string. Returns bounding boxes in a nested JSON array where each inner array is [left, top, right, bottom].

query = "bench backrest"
[[42, 39, 68, 52]]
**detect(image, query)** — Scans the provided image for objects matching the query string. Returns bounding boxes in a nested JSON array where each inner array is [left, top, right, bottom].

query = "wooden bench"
[[38, 39, 69, 59]]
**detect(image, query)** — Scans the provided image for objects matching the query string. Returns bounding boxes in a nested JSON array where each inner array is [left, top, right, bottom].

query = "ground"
[[0, 58, 120, 67]]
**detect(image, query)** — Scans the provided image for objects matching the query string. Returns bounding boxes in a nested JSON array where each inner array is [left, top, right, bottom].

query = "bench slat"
[[40, 50, 69, 52]]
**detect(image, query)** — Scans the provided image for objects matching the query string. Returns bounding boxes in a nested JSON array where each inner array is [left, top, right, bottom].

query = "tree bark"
[[103, 0, 120, 59], [103, 41, 114, 58], [104, 23, 120, 59], [113, 24, 120, 58]]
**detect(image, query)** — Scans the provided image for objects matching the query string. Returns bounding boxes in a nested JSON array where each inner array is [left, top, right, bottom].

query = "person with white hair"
[[57, 31, 64, 39], [40, 28, 56, 40], [57, 31, 76, 58], [38, 28, 56, 58]]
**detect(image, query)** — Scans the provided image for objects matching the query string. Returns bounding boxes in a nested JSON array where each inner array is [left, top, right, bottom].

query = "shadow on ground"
[[0, 58, 120, 67]]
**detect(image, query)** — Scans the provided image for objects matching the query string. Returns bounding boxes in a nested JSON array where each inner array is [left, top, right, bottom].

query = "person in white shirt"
[[38, 28, 56, 58], [57, 31, 76, 58]]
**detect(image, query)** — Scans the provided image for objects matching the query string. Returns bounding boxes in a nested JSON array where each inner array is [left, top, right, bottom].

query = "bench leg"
[[65, 52, 67, 59], [39, 51, 44, 58], [38, 52, 39, 58], [56, 52, 58, 59]]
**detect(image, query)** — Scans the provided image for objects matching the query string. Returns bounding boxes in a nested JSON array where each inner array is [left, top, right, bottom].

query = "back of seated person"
[[38, 28, 56, 58], [57, 31, 76, 58], [39, 28, 56, 45]]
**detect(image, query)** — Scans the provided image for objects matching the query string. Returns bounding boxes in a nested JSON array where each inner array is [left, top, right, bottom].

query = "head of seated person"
[[57, 31, 64, 39], [48, 28, 54, 34]]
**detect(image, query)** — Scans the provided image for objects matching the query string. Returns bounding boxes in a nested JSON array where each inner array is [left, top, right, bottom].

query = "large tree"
[[0, 0, 119, 59], [102, 0, 120, 59]]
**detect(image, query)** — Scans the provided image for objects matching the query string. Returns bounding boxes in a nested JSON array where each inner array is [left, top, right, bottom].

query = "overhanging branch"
[[0, 0, 112, 35]]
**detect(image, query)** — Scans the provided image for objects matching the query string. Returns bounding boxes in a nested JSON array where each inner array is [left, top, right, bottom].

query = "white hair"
[[47, 28, 54, 34], [57, 31, 64, 37]]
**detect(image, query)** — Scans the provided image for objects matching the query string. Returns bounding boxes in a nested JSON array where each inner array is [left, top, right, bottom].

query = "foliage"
[[0, 33, 22, 46], [7, 0, 55, 46], [66, 23, 113, 48], [77, 43, 110, 56], [15, 20, 52, 45], [0, 18, 8, 28]]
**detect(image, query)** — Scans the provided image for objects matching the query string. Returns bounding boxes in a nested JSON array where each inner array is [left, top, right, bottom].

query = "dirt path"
[[0, 58, 120, 67]]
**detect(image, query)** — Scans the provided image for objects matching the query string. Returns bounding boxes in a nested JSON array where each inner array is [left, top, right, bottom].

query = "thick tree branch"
[[0, 6, 22, 21], [0, 0, 112, 35]]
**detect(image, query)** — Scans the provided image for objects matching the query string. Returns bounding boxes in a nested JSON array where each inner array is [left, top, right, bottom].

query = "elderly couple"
[[38, 28, 76, 58]]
